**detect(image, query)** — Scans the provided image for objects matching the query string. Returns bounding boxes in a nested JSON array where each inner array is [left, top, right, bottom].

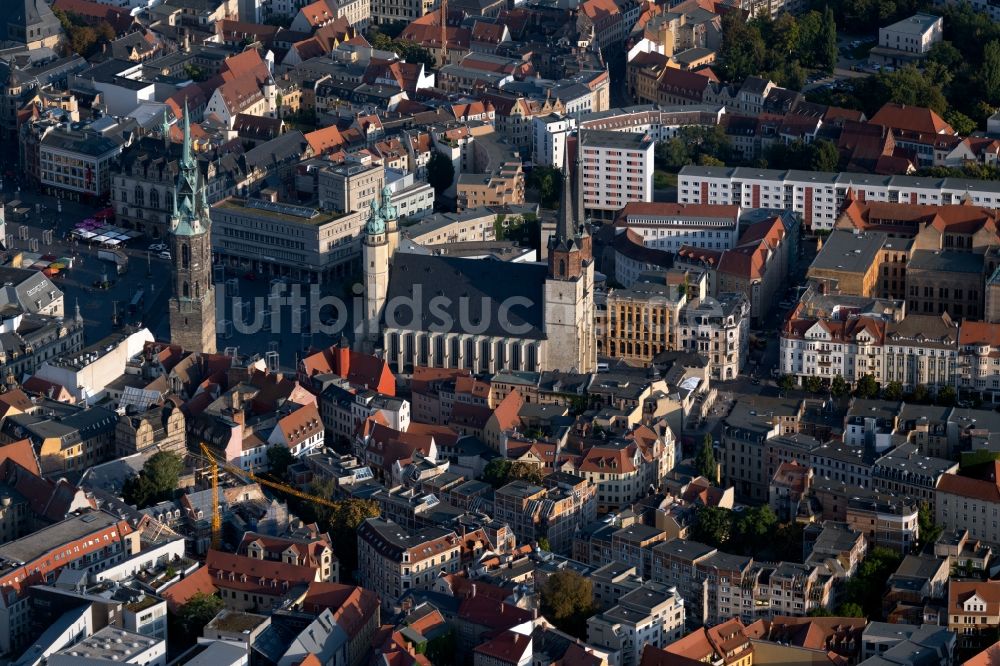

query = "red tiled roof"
[[302, 582, 379, 639], [937, 471, 1000, 503], [0, 439, 40, 476], [161, 565, 217, 611], [474, 631, 531, 663], [959, 321, 1000, 347], [870, 102, 954, 136]]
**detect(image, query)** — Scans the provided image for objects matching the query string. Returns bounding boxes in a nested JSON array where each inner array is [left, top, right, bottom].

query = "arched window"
[[559, 259, 566, 275], [134, 186, 144, 207], [181, 244, 189, 269], [182, 282, 189, 298], [150, 189, 159, 209]]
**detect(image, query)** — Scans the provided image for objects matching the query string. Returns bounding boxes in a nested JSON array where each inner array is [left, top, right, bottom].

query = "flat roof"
[[0, 510, 120, 567], [809, 229, 884, 274], [214, 197, 349, 226]]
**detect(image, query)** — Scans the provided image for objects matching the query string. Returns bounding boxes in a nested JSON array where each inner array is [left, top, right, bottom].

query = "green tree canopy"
[[266, 446, 295, 480], [855, 374, 880, 399], [123, 451, 184, 509], [692, 505, 732, 547], [695, 434, 718, 481], [540, 570, 596, 639], [177, 592, 223, 635], [831, 375, 850, 398], [883, 381, 904, 401], [426, 152, 455, 197], [918, 501, 943, 547], [528, 166, 562, 208]]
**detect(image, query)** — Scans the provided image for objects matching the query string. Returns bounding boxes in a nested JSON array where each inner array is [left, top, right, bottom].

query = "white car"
[[158, 250, 171, 260]]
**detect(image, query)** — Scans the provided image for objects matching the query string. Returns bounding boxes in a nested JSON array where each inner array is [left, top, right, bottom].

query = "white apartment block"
[[533, 105, 725, 168], [678, 165, 1000, 231], [878, 13, 943, 55], [617, 202, 740, 252], [781, 313, 959, 392], [371, 0, 435, 25], [582, 129, 655, 221], [587, 584, 685, 666]]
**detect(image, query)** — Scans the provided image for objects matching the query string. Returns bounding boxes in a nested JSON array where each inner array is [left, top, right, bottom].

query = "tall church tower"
[[543, 130, 596, 373], [362, 198, 390, 350], [168, 107, 217, 354]]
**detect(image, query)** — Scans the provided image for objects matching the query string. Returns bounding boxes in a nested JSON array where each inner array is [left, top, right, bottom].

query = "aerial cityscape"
[[6, 0, 1000, 664]]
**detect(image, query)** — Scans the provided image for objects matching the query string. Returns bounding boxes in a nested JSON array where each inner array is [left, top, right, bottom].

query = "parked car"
[[158, 251, 171, 260]]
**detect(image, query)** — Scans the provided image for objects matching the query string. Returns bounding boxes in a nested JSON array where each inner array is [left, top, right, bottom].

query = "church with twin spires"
[[362, 135, 596, 375]]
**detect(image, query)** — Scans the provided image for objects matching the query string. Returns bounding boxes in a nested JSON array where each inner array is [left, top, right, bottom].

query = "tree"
[[819, 7, 838, 73], [808, 607, 834, 617], [831, 375, 850, 398], [778, 374, 797, 391], [537, 537, 551, 552], [804, 376, 824, 393], [426, 152, 455, 197], [123, 451, 183, 509], [883, 381, 904, 401], [695, 434, 717, 481], [937, 385, 957, 406], [912, 384, 930, 403], [984, 40, 1000, 104], [509, 461, 544, 485], [843, 547, 903, 619], [855, 374, 880, 399], [945, 109, 978, 135], [811, 140, 840, 172], [718, 13, 766, 82], [918, 501, 943, 547], [177, 592, 223, 635], [267, 446, 295, 480], [483, 458, 513, 487], [692, 505, 732, 547], [528, 165, 562, 208], [733, 505, 777, 555], [540, 570, 596, 639], [309, 489, 380, 579], [836, 602, 864, 617]]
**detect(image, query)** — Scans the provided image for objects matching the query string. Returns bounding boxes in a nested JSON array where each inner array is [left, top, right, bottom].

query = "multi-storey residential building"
[[39, 127, 122, 201], [677, 292, 750, 380], [844, 400, 901, 451], [318, 161, 386, 214], [883, 313, 959, 390], [872, 13, 943, 67], [587, 583, 686, 666], [239, 531, 338, 582], [650, 539, 716, 627], [206, 549, 321, 613], [616, 202, 740, 252], [957, 322, 1000, 400], [456, 163, 525, 211], [720, 396, 804, 502], [872, 443, 958, 509], [115, 404, 186, 457], [678, 165, 1000, 231], [493, 473, 597, 554], [0, 510, 136, 656], [937, 466, 1000, 546], [603, 271, 692, 364], [846, 495, 919, 554], [356, 518, 460, 609], [210, 197, 367, 283], [949, 580, 1000, 651], [581, 129, 655, 221], [577, 438, 672, 513]]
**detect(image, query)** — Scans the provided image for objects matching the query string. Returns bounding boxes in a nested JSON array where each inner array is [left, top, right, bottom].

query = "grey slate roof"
[[384, 254, 547, 339]]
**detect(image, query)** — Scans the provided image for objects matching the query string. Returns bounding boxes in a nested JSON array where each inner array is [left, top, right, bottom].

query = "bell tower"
[[543, 129, 595, 373], [168, 106, 217, 354], [362, 198, 389, 350]]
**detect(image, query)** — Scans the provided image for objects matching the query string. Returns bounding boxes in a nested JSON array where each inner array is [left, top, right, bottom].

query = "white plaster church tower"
[[361, 187, 399, 349], [542, 130, 596, 373]]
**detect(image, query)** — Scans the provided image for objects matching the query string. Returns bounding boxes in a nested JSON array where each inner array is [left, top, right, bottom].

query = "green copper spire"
[[180, 101, 194, 171]]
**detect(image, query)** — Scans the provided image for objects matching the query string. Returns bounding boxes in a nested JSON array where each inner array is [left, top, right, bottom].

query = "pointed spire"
[[74, 299, 82, 324], [161, 109, 170, 148], [180, 101, 194, 170], [556, 133, 574, 242], [575, 113, 585, 233]]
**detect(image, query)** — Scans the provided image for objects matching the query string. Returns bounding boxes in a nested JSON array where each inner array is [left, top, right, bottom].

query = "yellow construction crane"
[[198, 443, 344, 549]]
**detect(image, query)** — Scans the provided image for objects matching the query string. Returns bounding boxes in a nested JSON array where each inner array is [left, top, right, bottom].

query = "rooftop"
[[214, 197, 349, 226]]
